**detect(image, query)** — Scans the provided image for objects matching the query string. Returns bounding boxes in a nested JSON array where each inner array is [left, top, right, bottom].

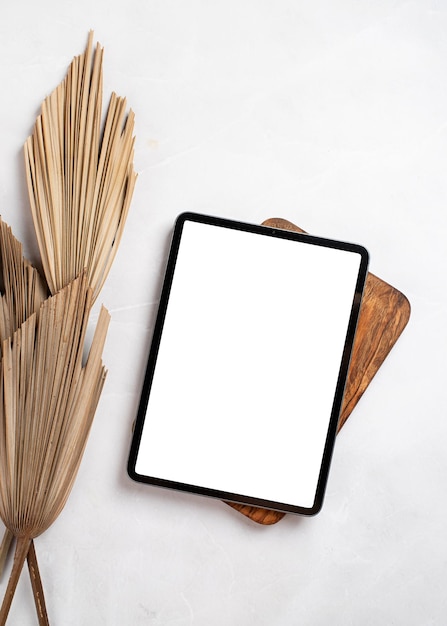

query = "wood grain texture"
[[225, 218, 410, 525]]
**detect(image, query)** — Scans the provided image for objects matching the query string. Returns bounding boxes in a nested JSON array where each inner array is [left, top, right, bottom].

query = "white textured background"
[[0, 1, 446, 624]]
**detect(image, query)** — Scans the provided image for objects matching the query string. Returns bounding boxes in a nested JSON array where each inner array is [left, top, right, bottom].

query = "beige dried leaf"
[[24, 31, 137, 302], [0, 273, 109, 539]]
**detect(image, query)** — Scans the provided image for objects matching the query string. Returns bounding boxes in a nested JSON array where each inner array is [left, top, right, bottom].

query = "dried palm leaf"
[[0, 31, 136, 624], [0, 273, 110, 624], [0, 218, 49, 578], [24, 31, 137, 302]]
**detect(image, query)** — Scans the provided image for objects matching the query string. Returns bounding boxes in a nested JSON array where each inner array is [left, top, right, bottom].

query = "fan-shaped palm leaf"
[[0, 274, 110, 623], [0, 218, 49, 578], [24, 31, 137, 302]]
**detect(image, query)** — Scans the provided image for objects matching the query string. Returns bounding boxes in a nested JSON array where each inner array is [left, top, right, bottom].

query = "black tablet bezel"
[[128, 212, 369, 516]]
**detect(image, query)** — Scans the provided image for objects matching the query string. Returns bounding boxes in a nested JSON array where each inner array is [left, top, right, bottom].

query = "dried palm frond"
[[0, 218, 49, 578], [0, 31, 137, 624], [24, 30, 137, 302], [0, 273, 110, 624]]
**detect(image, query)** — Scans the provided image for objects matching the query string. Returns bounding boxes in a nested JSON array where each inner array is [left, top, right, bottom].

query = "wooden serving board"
[[225, 218, 411, 525]]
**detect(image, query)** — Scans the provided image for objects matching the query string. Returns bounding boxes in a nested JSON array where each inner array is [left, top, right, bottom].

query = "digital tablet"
[[128, 213, 369, 515]]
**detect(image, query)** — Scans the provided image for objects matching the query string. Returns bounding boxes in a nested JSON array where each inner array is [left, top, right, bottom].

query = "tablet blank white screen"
[[135, 220, 362, 509]]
